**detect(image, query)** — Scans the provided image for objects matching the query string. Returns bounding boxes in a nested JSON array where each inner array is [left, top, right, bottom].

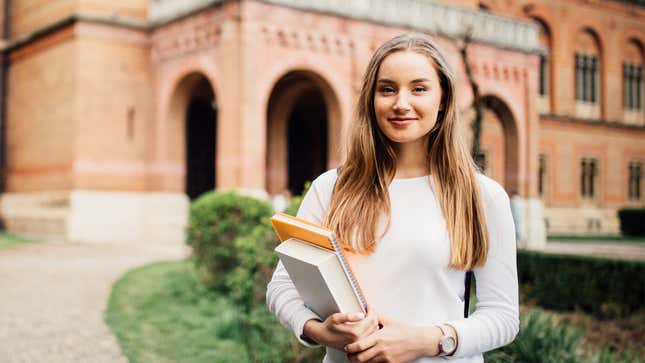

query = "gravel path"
[[0, 241, 189, 363]]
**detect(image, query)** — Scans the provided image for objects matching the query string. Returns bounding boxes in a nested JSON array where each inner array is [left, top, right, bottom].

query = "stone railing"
[[149, 0, 540, 53], [149, 0, 224, 25]]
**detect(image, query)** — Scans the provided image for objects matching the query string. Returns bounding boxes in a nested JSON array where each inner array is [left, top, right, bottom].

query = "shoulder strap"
[[464, 271, 473, 318]]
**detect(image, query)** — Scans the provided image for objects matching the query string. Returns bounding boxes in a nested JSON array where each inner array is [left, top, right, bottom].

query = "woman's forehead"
[[377, 50, 439, 81]]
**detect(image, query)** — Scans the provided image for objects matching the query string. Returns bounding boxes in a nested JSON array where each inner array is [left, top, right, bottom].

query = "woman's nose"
[[393, 93, 411, 112]]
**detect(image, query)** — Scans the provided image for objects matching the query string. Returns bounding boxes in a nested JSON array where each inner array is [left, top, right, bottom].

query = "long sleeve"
[[444, 186, 520, 358], [266, 170, 337, 347]]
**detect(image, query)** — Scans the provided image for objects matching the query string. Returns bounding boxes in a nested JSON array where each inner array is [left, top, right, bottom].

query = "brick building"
[[0, 0, 642, 245]]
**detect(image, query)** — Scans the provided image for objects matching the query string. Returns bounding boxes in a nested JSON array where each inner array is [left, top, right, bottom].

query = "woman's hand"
[[303, 307, 380, 351], [344, 316, 442, 363]]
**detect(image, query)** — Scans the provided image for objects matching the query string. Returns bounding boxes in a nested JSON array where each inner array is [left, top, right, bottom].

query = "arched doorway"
[[463, 95, 519, 192], [168, 72, 217, 200], [468, 95, 519, 193], [266, 71, 340, 196]]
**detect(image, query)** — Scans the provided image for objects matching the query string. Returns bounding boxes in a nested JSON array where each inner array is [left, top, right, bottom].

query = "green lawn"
[[105, 260, 251, 363], [106, 259, 643, 363], [0, 232, 38, 249]]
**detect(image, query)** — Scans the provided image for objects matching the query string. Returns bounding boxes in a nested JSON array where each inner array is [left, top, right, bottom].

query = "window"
[[623, 63, 643, 111], [539, 54, 549, 96], [628, 161, 642, 201], [576, 53, 599, 104], [580, 158, 598, 198], [538, 154, 547, 197]]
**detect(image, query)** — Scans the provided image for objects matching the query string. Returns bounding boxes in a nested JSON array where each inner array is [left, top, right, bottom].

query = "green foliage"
[[617, 208, 645, 236], [485, 309, 644, 363], [184, 189, 324, 362], [486, 310, 583, 363], [186, 190, 273, 288], [283, 181, 310, 217], [0, 232, 38, 249], [105, 260, 251, 363], [518, 250, 645, 318]]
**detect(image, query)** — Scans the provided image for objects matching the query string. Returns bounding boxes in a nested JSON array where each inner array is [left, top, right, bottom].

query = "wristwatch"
[[437, 325, 457, 356]]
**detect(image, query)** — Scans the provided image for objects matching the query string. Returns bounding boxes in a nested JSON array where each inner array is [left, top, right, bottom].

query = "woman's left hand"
[[344, 316, 439, 363]]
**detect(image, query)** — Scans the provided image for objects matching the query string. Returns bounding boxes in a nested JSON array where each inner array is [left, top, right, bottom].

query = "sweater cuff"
[[441, 319, 475, 359], [292, 308, 323, 348]]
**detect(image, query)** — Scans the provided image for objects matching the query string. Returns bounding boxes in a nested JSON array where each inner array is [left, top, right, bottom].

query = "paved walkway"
[[540, 240, 645, 261], [0, 241, 189, 363]]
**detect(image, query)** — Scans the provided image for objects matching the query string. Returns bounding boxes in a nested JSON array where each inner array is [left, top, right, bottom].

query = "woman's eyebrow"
[[411, 78, 431, 83], [376, 78, 395, 84]]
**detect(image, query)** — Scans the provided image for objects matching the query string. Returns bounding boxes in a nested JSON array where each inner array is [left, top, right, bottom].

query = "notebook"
[[270, 212, 367, 319]]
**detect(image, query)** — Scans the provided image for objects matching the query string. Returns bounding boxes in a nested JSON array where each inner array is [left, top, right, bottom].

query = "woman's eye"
[[413, 86, 427, 92], [378, 87, 395, 94]]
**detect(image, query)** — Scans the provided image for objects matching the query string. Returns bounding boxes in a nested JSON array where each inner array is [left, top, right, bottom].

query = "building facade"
[[0, 0, 642, 245]]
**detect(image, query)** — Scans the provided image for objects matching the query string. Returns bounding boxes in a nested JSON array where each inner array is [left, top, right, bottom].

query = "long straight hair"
[[323, 33, 489, 270]]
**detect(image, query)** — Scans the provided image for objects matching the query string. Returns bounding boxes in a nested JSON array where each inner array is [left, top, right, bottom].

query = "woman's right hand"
[[303, 307, 380, 351]]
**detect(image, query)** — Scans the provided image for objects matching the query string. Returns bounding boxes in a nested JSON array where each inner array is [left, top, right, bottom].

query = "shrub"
[[486, 309, 644, 363], [283, 181, 311, 217], [617, 208, 645, 236], [485, 309, 583, 363], [518, 250, 645, 318], [186, 190, 274, 288]]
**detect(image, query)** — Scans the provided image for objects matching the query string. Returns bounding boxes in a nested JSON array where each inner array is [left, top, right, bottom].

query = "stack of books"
[[270, 212, 367, 319]]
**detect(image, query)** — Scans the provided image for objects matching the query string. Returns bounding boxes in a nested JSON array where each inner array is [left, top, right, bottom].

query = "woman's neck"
[[394, 138, 430, 179]]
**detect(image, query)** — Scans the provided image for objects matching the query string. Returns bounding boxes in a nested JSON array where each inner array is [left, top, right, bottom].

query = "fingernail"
[[353, 313, 365, 320]]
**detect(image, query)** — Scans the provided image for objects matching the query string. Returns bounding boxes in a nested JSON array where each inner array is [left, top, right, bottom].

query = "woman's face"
[[373, 50, 443, 147]]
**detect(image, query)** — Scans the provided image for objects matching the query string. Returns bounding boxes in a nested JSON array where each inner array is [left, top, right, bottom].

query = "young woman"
[[267, 33, 519, 363]]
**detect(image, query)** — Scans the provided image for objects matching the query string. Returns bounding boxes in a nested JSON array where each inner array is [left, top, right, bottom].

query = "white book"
[[271, 212, 367, 319]]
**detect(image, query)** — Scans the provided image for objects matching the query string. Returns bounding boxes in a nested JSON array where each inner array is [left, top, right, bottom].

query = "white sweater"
[[266, 169, 519, 363]]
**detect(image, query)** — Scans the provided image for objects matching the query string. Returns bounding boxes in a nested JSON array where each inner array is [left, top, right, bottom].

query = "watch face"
[[442, 336, 456, 353]]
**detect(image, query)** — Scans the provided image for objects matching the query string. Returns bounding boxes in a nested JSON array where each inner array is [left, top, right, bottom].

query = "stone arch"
[[477, 95, 520, 193], [575, 26, 602, 56], [167, 72, 217, 199], [265, 70, 342, 195]]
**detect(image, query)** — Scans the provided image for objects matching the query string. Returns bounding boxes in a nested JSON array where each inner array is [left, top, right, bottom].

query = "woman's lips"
[[388, 117, 417, 126]]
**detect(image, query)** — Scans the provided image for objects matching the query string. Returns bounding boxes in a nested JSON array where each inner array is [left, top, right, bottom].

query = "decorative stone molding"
[[260, 0, 540, 53], [151, 13, 223, 62], [149, 0, 540, 53], [260, 25, 354, 56]]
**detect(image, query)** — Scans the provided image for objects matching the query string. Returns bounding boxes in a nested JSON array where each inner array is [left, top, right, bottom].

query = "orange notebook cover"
[[270, 212, 368, 313]]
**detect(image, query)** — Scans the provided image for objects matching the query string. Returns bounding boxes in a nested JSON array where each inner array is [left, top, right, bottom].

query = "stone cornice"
[[258, 0, 540, 53], [2, 0, 541, 55], [0, 13, 147, 54], [540, 113, 645, 131]]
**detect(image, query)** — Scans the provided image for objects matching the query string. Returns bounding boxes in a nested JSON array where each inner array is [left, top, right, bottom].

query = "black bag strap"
[[335, 166, 473, 318], [464, 270, 473, 318]]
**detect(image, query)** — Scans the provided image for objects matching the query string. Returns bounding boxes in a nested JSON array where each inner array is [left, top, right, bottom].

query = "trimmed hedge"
[[618, 208, 645, 236], [518, 250, 645, 318], [186, 190, 274, 288]]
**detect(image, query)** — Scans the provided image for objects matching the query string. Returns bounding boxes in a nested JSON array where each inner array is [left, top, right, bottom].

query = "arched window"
[[532, 17, 552, 113], [574, 29, 602, 119], [623, 39, 644, 125]]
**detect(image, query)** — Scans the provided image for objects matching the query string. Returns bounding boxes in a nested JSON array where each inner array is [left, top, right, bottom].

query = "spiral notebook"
[[270, 212, 367, 318]]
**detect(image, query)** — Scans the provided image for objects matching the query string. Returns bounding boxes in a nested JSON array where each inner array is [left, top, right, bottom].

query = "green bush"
[[518, 250, 645, 318], [485, 309, 583, 363], [186, 190, 274, 288], [618, 208, 645, 236], [283, 181, 310, 217], [485, 309, 644, 363]]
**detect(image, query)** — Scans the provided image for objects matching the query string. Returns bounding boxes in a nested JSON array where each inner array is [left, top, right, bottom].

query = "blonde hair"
[[323, 33, 489, 270]]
